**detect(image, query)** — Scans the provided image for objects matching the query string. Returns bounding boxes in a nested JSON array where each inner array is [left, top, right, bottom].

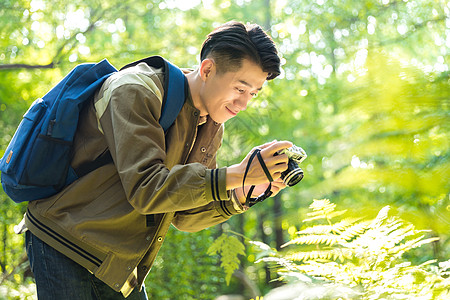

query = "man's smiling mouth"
[[226, 107, 238, 116]]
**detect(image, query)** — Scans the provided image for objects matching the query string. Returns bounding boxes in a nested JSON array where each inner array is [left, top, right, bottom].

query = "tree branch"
[[0, 62, 55, 70], [377, 16, 447, 47], [0, 7, 103, 71]]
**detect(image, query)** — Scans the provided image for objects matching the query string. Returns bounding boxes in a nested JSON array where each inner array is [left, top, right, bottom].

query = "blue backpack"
[[0, 56, 187, 203]]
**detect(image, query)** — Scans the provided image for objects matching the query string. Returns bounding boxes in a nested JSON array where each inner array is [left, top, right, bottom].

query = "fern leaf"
[[257, 256, 300, 272], [207, 234, 246, 285], [207, 234, 227, 255], [411, 237, 440, 248], [332, 251, 339, 261], [303, 214, 327, 222], [287, 249, 353, 262], [370, 205, 390, 228], [304, 209, 346, 223], [303, 199, 342, 222], [282, 234, 344, 248], [249, 240, 277, 260], [249, 240, 272, 251], [340, 221, 371, 241], [309, 199, 335, 211], [327, 210, 347, 219], [393, 225, 417, 242], [331, 218, 360, 234], [297, 224, 334, 235], [388, 236, 440, 255]]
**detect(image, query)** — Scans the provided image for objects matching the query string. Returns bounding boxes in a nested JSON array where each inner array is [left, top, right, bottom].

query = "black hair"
[[200, 21, 280, 80]]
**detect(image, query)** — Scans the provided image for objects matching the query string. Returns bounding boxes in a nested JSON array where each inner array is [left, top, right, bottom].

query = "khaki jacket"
[[25, 62, 243, 297]]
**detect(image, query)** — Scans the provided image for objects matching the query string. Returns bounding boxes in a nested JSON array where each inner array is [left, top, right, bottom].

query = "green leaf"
[[207, 234, 246, 285]]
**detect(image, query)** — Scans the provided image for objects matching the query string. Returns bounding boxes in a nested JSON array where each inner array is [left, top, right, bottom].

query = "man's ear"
[[199, 58, 215, 81]]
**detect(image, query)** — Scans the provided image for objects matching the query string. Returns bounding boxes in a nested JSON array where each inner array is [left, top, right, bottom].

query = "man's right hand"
[[226, 140, 293, 190]]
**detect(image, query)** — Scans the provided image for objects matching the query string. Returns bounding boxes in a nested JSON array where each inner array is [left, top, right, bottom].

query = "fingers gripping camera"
[[240, 143, 307, 208], [278, 145, 307, 186]]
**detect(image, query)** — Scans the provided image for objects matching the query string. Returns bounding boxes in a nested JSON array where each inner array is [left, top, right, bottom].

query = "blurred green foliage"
[[0, 0, 448, 299]]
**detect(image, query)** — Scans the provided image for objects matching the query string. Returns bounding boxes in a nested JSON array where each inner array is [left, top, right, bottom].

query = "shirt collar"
[[198, 115, 207, 126]]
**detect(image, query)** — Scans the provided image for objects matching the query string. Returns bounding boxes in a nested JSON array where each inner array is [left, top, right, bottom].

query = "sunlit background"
[[0, 0, 449, 299]]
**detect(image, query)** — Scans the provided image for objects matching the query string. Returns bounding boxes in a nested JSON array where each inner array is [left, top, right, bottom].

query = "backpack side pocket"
[[0, 99, 47, 180]]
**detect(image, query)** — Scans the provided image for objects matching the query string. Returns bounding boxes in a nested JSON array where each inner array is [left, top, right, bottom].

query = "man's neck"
[[186, 70, 207, 116]]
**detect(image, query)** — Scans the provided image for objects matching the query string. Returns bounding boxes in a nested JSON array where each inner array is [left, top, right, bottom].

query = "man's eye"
[[250, 92, 258, 97], [236, 88, 245, 93]]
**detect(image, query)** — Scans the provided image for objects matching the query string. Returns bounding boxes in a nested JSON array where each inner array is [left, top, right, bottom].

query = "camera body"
[[278, 145, 307, 186]]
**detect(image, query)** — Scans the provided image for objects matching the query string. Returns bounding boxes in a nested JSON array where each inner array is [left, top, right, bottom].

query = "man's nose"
[[234, 94, 251, 111]]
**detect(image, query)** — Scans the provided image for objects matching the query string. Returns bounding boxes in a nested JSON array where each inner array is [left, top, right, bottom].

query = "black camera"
[[278, 145, 307, 186]]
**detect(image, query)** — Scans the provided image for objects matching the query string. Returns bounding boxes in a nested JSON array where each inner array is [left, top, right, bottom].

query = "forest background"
[[0, 0, 449, 299]]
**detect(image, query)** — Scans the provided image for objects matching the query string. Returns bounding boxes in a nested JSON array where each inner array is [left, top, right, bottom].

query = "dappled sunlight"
[[325, 52, 449, 203]]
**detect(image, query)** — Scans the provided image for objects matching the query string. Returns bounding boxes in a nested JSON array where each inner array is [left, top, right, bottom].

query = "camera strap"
[[242, 149, 273, 208]]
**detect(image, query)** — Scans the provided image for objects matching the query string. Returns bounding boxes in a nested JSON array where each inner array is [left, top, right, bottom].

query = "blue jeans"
[[25, 231, 148, 300]]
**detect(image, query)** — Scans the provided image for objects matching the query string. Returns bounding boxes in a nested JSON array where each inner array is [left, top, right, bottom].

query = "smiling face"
[[196, 58, 269, 124]]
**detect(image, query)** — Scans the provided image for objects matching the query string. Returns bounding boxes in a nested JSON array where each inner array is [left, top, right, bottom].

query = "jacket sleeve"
[[172, 144, 246, 232], [172, 188, 246, 232], [94, 67, 236, 216]]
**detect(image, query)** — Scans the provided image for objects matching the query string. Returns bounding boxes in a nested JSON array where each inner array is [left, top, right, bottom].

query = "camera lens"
[[280, 158, 304, 186], [282, 168, 304, 186]]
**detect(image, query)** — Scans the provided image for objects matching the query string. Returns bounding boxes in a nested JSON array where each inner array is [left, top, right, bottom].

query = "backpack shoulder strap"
[[76, 57, 187, 178], [120, 56, 187, 132], [159, 58, 188, 133]]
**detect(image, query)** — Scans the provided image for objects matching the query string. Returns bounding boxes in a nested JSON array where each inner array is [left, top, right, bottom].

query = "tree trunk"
[[273, 193, 284, 251]]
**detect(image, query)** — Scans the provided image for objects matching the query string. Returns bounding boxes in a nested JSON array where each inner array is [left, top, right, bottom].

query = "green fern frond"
[[281, 234, 345, 248], [302, 213, 328, 223], [296, 224, 334, 235], [303, 199, 347, 223], [257, 256, 300, 272], [249, 240, 273, 252], [207, 234, 227, 255], [438, 260, 450, 277], [249, 240, 278, 260], [286, 249, 353, 263], [392, 224, 417, 239], [309, 199, 335, 212], [325, 210, 347, 219], [304, 210, 347, 222], [295, 219, 360, 236], [388, 236, 440, 256], [359, 221, 417, 252], [331, 218, 361, 234], [251, 198, 448, 299], [369, 205, 391, 228], [340, 220, 372, 241], [207, 233, 245, 285]]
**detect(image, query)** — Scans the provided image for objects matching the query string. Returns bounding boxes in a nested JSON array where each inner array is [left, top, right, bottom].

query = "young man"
[[23, 21, 292, 299]]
